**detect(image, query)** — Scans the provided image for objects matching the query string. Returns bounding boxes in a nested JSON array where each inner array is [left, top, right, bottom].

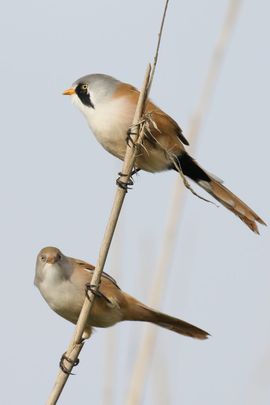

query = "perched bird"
[[63, 74, 266, 233], [34, 247, 208, 340]]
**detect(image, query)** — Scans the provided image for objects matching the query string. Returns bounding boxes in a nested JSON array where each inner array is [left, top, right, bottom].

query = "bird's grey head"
[[71, 74, 120, 109]]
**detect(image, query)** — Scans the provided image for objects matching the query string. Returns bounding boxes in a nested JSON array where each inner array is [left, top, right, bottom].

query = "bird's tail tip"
[[178, 152, 266, 234], [202, 178, 266, 234]]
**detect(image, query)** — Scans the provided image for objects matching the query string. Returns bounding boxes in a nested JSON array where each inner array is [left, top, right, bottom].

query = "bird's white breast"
[[38, 263, 83, 323], [73, 95, 135, 160]]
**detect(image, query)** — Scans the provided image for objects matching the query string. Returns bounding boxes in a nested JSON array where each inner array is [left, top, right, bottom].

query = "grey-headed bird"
[[63, 74, 266, 233]]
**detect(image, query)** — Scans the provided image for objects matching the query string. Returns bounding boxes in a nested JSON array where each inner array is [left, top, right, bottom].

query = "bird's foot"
[[85, 282, 112, 304], [116, 172, 134, 191], [130, 168, 141, 176], [59, 352, 80, 375], [126, 127, 138, 147]]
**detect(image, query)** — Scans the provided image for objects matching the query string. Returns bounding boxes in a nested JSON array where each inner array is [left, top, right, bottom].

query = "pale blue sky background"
[[1, 1, 270, 404]]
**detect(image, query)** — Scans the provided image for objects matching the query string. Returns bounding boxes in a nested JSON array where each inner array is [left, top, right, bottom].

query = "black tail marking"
[[176, 152, 211, 182]]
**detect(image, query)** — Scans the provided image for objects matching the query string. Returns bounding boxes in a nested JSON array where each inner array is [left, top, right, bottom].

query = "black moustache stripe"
[[75, 85, 95, 109]]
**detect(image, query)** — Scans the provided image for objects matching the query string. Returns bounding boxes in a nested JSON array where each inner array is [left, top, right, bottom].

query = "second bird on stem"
[[34, 247, 209, 340]]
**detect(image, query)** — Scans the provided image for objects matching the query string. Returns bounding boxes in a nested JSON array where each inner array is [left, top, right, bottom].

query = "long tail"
[[126, 299, 209, 339], [178, 152, 266, 234]]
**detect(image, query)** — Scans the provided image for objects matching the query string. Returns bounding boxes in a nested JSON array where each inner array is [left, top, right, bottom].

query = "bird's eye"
[[40, 255, 46, 262], [81, 84, 88, 91]]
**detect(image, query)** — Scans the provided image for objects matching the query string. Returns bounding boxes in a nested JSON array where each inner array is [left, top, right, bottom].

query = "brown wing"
[[74, 258, 121, 289], [115, 82, 189, 147], [146, 100, 189, 146]]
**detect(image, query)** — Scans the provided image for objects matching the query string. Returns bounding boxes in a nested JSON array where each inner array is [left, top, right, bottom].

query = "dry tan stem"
[[147, 0, 170, 95], [46, 65, 151, 405], [46, 0, 172, 401], [126, 1, 242, 404], [101, 227, 123, 405]]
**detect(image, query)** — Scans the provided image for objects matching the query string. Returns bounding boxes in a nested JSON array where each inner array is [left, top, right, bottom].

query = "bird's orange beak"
[[62, 88, 75, 96]]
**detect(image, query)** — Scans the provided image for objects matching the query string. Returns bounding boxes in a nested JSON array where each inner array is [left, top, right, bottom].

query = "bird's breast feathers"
[[72, 91, 182, 172], [38, 264, 83, 321], [74, 95, 135, 159]]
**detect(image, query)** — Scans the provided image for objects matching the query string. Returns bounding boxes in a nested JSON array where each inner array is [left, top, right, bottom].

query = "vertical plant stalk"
[[46, 1, 171, 403], [101, 217, 123, 405], [100, 1, 171, 403], [47, 0, 169, 398], [126, 1, 242, 404], [147, 0, 170, 93], [46, 64, 151, 405]]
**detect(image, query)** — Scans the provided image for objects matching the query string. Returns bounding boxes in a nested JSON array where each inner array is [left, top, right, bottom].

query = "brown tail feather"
[[178, 152, 266, 233], [198, 177, 266, 234], [127, 302, 209, 340]]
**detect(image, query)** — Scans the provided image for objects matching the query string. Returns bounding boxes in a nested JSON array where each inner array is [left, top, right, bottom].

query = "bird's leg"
[[126, 126, 138, 147], [130, 168, 141, 176], [85, 282, 112, 304], [59, 352, 80, 375], [116, 175, 134, 191], [116, 168, 141, 191]]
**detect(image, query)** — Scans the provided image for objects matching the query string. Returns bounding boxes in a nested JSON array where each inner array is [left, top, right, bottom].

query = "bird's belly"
[[91, 125, 171, 172], [87, 297, 123, 328], [135, 144, 171, 172], [86, 103, 172, 172], [93, 126, 127, 161], [88, 310, 121, 328]]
